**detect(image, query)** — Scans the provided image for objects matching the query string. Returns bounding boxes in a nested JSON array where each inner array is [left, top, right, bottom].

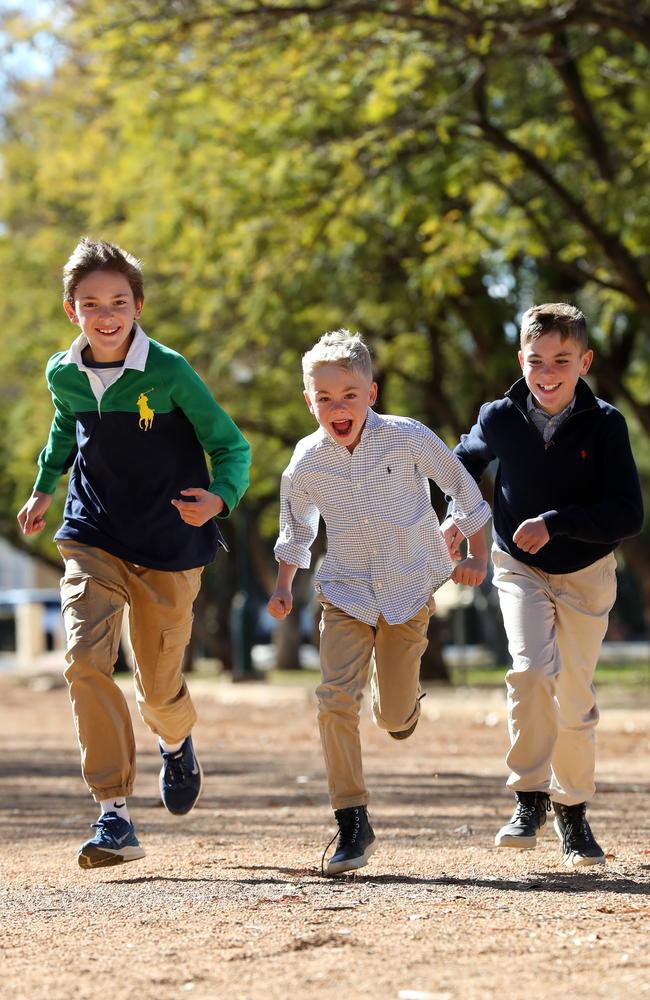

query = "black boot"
[[553, 802, 605, 868], [495, 791, 551, 848], [324, 805, 377, 876]]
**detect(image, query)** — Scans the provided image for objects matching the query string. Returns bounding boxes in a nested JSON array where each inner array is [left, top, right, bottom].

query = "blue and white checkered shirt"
[[274, 409, 491, 625]]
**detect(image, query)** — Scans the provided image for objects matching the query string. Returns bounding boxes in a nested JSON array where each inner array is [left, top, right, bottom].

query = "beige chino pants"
[[58, 540, 203, 801], [317, 597, 433, 810], [492, 546, 617, 806]]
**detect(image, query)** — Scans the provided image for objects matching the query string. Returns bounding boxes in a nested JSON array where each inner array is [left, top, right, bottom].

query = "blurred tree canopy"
[[1, 0, 649, 663]]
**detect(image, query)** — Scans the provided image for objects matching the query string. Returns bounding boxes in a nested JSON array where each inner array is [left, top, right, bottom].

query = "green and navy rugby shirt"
[[34, 325, 251, 571]]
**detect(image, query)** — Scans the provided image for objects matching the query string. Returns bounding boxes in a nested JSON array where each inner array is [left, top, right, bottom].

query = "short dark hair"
[[520, 302, 587, 351], [63, 237, 144, 304]]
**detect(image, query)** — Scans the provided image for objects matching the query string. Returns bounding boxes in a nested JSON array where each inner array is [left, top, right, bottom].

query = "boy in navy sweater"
[[444, 303, 642, 867], [17, 238, 250, 869]]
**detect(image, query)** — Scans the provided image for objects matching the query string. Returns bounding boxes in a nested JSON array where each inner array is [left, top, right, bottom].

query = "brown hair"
[[63, 237, 144, 304], [520, 302, 587, 351]]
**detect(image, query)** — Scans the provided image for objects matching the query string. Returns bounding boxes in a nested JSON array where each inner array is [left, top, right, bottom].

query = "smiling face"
[[518, 331, 593, 415], [304, 362, 377, 452], [63, 269, 143, 363]]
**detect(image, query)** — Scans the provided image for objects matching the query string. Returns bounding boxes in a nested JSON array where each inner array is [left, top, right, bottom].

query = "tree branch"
[[549, 28, 614, 182], [472, 72, 650, 317]]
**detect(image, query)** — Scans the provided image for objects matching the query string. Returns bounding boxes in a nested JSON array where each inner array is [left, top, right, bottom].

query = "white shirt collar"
[[60, 323, 150, 372]]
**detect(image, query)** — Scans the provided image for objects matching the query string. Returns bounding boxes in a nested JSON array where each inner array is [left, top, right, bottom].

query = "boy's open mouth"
[[537, 382, 561, 394], [97, 327, 120, 337], [331, 419, 353, 437]]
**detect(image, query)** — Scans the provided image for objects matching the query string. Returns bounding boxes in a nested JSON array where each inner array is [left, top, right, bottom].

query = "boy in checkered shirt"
[[268, 329, 490, 875]]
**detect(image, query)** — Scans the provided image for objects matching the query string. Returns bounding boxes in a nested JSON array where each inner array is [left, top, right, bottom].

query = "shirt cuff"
[[451, 499, 491, 537], [274, 541, 312, 570], [541, 510, 568, 537], [33, 471, 59, 495]]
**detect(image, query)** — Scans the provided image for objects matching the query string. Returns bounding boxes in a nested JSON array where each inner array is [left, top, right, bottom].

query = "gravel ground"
[[1, 673, 649, 1000]]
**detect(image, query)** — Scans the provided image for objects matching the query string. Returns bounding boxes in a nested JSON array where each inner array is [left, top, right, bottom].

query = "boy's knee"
[[316, 682, 361, 719], [506, 660, 558, 688], [373, 700, 420, 732], [64, 642, 115, 683]]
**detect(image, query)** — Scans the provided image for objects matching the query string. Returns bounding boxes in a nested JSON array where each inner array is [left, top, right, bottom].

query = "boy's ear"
[[303, 389, 315, 414], [369, 381, 378, 406], [580, 349, 594, 375], [135, 296, 144, 318], [63, 300, 79, 325], [517, 350, 525, 370]]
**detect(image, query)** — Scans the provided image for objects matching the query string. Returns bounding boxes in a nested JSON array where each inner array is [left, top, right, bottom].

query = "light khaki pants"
[[317, 598, 432, 810], [58, 540, 203, 801], [492, 546, 617, 806]]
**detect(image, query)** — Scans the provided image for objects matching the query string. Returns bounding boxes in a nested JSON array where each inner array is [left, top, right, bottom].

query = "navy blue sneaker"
[[78, 812, 145, 870], [159, 734, 203, 815]]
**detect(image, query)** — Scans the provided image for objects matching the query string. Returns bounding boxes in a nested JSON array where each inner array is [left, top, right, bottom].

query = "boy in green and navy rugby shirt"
[[18, 238, 250, 869]]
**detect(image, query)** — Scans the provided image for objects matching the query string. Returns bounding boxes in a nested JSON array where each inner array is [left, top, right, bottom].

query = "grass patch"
[[451, 660, 650, 688]]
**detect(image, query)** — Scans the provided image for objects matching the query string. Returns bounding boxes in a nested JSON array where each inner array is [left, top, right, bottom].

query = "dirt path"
[[1, 673, 649, 1000]]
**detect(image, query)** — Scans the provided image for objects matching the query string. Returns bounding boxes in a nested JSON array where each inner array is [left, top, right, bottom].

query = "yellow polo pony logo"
[[136, 390, 155, 431]]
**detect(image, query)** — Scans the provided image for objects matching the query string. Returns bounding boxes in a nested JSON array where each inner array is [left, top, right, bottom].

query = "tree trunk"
[[420, 614, 451, 681], [273, 612, 303, 671], [620, 536, 650, 635]]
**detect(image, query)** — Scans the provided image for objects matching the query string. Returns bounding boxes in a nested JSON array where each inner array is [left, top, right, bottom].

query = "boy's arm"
[[450, 525, 489, 586], [412, 422, 491, 540], [268, 468, 320, 617], [18, 377, 78, 535], [17, 491, 53, 536], [452, 407, 496, 484], [33, 392, 78, 496], [412, 422, 491, 586], [267, 561, 298, 620], [441, 408, 495, 560], [538, 410, 643, 546], [171, 358, 251, 517]]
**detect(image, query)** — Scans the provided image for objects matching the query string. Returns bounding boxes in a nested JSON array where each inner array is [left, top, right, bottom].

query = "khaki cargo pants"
[[317, 597, 433, 810], [58, 540, 203, 802]]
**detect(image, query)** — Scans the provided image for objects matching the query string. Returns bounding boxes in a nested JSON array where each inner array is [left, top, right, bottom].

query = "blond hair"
[[302, 329, 373, 385], [520, 303, 587, 350]]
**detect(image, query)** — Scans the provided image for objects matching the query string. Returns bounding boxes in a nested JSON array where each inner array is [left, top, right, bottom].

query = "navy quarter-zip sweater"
[[454, 377, 643, 574], [34, 330, 251, 572]]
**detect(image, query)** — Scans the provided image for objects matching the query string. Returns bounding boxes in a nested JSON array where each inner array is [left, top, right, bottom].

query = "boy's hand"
[[513, 516, 550, 554], [451, 555, 487, 587], [171, 488, 225, 526], [441, 516, 463, 561], [267, 588, 293, 620], [17, 492, 52, 536]]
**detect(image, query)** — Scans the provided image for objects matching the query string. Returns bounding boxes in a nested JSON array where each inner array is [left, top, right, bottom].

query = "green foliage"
[[1, 0, 650, 581]]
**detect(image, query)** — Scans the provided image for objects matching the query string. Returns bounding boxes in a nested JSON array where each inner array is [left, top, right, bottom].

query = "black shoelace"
[[321, 809, 361, 875], [559, 806, 591, 850], [91, 813, 124, 834], [162, 750, 189, 786], [515, 795, 550, 823]]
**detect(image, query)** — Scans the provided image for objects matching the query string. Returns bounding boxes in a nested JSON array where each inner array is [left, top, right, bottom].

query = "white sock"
[[100, 798, 130, 822], [160, 738, 184, 754]]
